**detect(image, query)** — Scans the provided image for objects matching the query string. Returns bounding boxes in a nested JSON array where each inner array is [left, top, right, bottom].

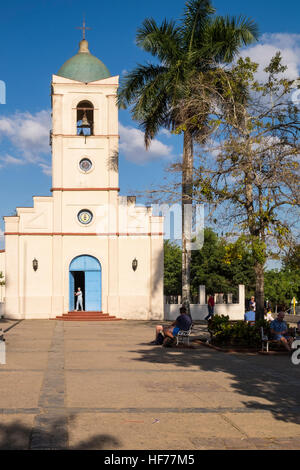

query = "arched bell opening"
[[77, 100, 94, 136]]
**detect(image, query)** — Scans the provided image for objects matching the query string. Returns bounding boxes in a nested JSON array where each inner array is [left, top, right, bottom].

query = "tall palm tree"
[[118, 0, 259, 313]]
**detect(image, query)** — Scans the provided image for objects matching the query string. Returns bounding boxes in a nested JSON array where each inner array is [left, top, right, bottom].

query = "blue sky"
[[0, 0, 300, 249]]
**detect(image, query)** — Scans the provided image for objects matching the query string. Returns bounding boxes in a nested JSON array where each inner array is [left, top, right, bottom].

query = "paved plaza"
[[0, 318, 300, 450]]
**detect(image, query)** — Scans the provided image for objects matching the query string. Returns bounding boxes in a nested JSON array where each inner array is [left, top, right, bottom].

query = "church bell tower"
[[3, 25, 164, 321], [50, 30, 121, 314], [51, 33, 119, 233]]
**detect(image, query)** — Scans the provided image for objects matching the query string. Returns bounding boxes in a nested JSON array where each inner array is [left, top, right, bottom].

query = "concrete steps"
[[54, 311, 122, 321]]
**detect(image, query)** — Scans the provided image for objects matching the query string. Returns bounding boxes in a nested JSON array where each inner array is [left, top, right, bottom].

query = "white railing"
[[164, 285, 245, 321]]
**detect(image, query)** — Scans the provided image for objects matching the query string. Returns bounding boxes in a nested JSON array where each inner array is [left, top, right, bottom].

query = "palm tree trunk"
[[255, 188, 266, 321], [255, 262, 265, 321], [182, 130, 194, 316]]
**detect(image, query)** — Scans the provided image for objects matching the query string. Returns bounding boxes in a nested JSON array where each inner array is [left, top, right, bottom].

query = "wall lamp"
[[132, 258, 138, 272]]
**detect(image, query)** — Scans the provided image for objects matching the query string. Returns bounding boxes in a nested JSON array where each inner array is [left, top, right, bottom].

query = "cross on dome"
[[76, 18, 91, 40]]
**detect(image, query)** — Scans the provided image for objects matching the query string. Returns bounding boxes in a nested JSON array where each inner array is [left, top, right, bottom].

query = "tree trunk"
[[255, 262, 265, 321], [182, 130, 194, 316]]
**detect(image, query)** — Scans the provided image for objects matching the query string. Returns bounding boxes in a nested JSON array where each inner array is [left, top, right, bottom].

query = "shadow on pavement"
[[130, 343, 300, 425], [0, 419, 121, 450], [71, 433, 120, 450]]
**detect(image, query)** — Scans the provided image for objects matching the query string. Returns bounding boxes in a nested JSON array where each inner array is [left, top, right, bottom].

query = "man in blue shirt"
[[244, 306, 256, 323], [151, 306, 192, 345], [270, 312, 293, 351]]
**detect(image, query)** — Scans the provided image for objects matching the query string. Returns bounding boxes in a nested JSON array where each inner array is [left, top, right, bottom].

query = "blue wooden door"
[[85, 271, 101, 311], [69, 255, 102, 312], [69, 272, 75, 311]]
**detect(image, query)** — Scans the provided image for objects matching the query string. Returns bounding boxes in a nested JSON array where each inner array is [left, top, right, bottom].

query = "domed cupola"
[[57, 37, 111, 83]]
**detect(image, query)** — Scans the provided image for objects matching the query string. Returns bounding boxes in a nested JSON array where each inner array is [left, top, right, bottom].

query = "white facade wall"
[[2, 73, 164, 320], [0, 251, 5, 303]]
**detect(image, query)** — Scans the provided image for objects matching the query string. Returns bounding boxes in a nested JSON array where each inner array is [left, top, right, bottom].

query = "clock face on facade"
[[78, 209, 93, 225], [79, 158, 93, 172]]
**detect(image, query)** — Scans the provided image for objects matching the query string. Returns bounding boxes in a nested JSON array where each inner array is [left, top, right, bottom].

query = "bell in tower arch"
[[77, 101, 94, 136]]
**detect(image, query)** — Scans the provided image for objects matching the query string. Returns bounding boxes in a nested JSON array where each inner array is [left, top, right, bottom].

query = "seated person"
[[270, 312, 293, 352], [244, 306, 255, 323], [151, 306, 192, 345]]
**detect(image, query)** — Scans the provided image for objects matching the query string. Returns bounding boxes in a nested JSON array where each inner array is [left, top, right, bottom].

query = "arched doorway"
[[69, 255, 102, 312]]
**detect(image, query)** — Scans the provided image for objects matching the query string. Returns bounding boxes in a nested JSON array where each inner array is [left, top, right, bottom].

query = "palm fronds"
[[136, 18, 182, 64]]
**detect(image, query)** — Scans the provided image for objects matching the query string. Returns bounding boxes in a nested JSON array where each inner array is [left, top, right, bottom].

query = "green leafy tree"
[[283, 244, 300, 275], [164, 228, 256, 297], [191, 229, 231, 295], [164, 240, 182, 296], [264, 270, 300, 308], [180, 55, 300, 319], [118, 0, 258, 312], [164, 229, 300, 309], [191, 229, 256, 297]]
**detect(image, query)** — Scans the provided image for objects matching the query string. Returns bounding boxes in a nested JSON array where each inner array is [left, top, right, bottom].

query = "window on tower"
[[77, 100, 94, 136]]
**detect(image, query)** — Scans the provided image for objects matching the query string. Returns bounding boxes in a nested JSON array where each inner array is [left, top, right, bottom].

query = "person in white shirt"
[[249, 296, 256, 312], [264, 307, 274, 321], [75, 287, 84, 311]]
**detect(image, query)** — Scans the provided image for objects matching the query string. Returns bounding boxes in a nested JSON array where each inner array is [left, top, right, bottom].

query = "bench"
[[176, 327, 193, 346], [260, 327, 291, 352], [261, 326, 299, 352], [261, 327, 275, 352]]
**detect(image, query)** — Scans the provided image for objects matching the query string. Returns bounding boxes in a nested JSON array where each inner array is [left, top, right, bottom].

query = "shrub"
[[209, 315, 271, 347]]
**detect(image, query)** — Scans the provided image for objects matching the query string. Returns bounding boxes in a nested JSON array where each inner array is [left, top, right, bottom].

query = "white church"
[[0, 34, 164, 321]]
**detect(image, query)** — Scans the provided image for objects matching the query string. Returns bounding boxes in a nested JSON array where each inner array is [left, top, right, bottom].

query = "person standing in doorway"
[[75, 287, 84, 311], [205, 294, 215, 321]]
